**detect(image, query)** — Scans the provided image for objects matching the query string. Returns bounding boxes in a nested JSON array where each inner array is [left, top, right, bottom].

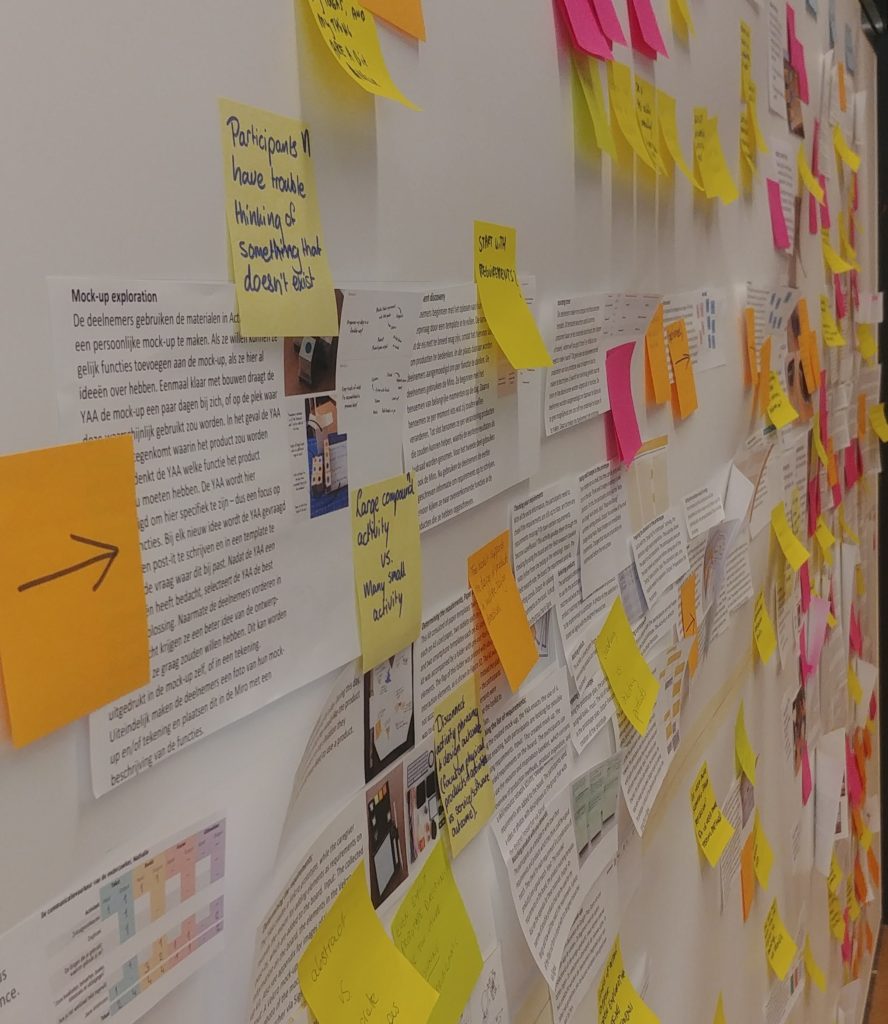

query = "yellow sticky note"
[[575, 57, 618, 160], [690, 762, 735, 867], [667, 318, 699, 418], [767, 371, 799, 429], [392, 843, 482, 1023], [847, 877, 861, 921], [598, 937, 660, 1024], [803, 936, 826, 992], [700, 116, 738, 204], [798, 145, 825, 204], [763, 900, 798, 980], [828, 889, 844, 940], [838, 213, 861, 270], [0, 437, 149, 747], [848, 663, 863, 703], [829, 852, 843, 895], [635, 75, 665, 173], [645, 303, 671, 404], [822, 235, 854, 274], [304, 0, 419, 109], [433, 674, 496, 857], [657, 90, 700, 187], [813, 415, 829, 467], [753, 811, 774, 890], [596, 597, 660, 735], [468, 531, 537, 690], [869, 403, 888, 442], [753, 590, 777, 663], [474, 222, 552, 369], [671, 0, 694, 36], [820, 294, 846, 347], [815, 515, 836, 562], [352, 472, 422, 671], [744, 308, 758, 387], [298, 865, 439, 1024], [740, 21, 752, 100], [858, 323, 877, 362], [219, 100, 338, 338], [735, 702, 756, 784], [608, 62, 657, 171], [833, 123, 861, 172], [361, 0, 425, 41], [771, 502, 810, 571], [841, 508, 861, 544], [748, 87, 767, 154]]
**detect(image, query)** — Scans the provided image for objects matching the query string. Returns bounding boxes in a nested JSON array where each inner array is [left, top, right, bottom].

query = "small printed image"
[[404, 743, 443, 864], [366, 764, 409, 909], [305, 396, 348, 518], [784, 58, 805, 137], [282, 289, 344, 397], [570, 754, 621, 868], [532, 610, 550, 658], [364, 647, 415, 784]]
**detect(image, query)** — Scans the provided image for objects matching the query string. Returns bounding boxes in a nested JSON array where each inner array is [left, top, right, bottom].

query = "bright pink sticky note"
[[801, 741, 812, 804], [786, 6, 809, 103], [845, 443, 860, 489], [800, 560, 811, 612], [847, 740, 863, 806], [767, 179, 790, 249], [627, 1, 657, 57], [819, 372, 829, 443], [605, 341, 642, 465], [851, 271, 859, 310], [870, 691, 878, 720], [800, 625, 813, 682], [603, 410, 620, 461], [627, 0, 667, 57], [841, 911, 852, 960], [849, 606, 863, 656], [806, 596, 830, 668], [558, 0, 613, 59], [853, 172, 859, 211], [808, 194, 819, 235], [835, 274, 847, 319], [591, 0, 627, 44]]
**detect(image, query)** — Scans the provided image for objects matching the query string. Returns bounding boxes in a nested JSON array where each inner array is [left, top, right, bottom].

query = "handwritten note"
[[667, 319, 698, 418], [433, 674, 496, 857], [690, 762, 735, 867], [608, 62, 657, 170], [219, 99, 337, 337], [596, 597, 659, 735], [0, 436, 149, 747], [298, 865, 438, 1024], [767, 371, 799, 429], [392, 843, 482, 1024], [352, 472, 422, 671], [305, 0, 418, 108], [763, 899, 797, 980], [771, 502, 810, 570], [467, 531, 538, 690], [597, 936, 660, 1024], [473, 222, 551, 369]]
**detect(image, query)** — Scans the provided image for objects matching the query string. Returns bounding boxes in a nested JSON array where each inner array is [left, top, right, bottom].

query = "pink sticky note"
[[849, 606, 863, 656], [800, 561, 811, 612], [806, 596, 830, 668], [870, 691, 878, 720], [605, 341, 642, 465], [627, 0, 657, 58], [591, 0, 626, 44], [847, 740, 863, 806], [801, 741, 812, 804], [603, 410, 620, 461], [851, 271, 859, 310], [853, 172, 859, 211], [845, 443, 859, 489], [559, 0, 613, 59], [786, 6, 809, 103], [835, 274, 847, 319], [627, 0, 667, 57], [841, 911, 852, 960], [808, 194, 818, 235], [800, 625, 813, 682], [819, 372, 829, 443], [767, 179, 790, 250], [819, 174, 831, 227]]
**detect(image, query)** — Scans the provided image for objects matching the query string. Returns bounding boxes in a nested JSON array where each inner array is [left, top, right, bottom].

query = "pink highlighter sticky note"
[[835, 274, 847, 319], [799, 560, 811, 612], [801, 741, 812, 804], [800, 625, 813, 682], [627, 0, 667, 57], [767, 179, 790, 250], [591, 0, 626, 44], [849, 606, 863, 656], [809, 124, 820, 234], [847, 740, 863, 806], [870, 691, 878, 721], [605, 341, 642, 465], [559, 0, 613, 59], [845, 443, 860, 489]]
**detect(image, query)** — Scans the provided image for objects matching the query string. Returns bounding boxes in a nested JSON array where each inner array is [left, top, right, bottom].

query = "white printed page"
[[629, 508, 691, 610], [544, 293, 608, 435], [579, 460, 631, 598]]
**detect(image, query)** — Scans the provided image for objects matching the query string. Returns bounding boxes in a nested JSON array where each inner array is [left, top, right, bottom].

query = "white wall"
[[0, 1, 880, 1023]]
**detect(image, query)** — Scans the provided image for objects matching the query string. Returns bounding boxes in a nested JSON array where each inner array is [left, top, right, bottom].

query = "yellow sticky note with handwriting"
[[828, 888, 844, 939], [575, 57, 618, 160], [753, 811, 774, 889], [220, 99, 338, 337], [468, 531, 537, 690], [735, 702, 756, 784], [767, 371, 798, 429], [833, 123, 861, 172], [596, 597, 659, 735], [763, 900, 797, 980], [304, 0, 419, 109], [433, 674, 496, 857], [298, 865, 438, 1024], [829, 852, 843, 895], [771, 502, 810, 571], [392, 843, 482, 1023], [690, 762, 735, 867], [608, 62, 657, 171], [352, 472, 422, 671], [815, 515, 836, 562], [474, 222, 552, 369], [597, 937, 660, 1024], [0, 436, 149, 747], [803, 936, 826, 991], [667, 319, 699, 418], [798, 145, 825, 203], [870, 403, 888, 442], [820, 294, 846, 347], [656, 90, 700, 187], [753, 591, 777, 663], [634, 75, 665, 173]]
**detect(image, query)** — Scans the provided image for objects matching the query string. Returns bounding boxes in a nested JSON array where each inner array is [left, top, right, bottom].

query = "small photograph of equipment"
[[283, 290, 344, 397], [305, 396, 348, 518]]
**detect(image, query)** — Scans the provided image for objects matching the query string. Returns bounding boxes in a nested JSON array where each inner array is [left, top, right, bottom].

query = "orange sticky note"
[[744, 308, 758, 387], [758, 336, 771, 417], [799, 330, 819, 394], [837, 61, 847, 112], [667, 319, 698, 418], [0, 436, 149, 746], [645, 303, 670, 404], [468, 531, 538, 690], [361, 0, 426, 40], [868, 847, 881, 888]]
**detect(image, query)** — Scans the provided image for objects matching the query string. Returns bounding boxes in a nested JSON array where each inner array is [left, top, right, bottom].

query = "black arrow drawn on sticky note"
[[18, 534, 120, 593]]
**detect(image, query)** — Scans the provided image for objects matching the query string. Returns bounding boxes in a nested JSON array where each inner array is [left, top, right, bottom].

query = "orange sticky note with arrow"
[[0, 436, 149, 746]]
